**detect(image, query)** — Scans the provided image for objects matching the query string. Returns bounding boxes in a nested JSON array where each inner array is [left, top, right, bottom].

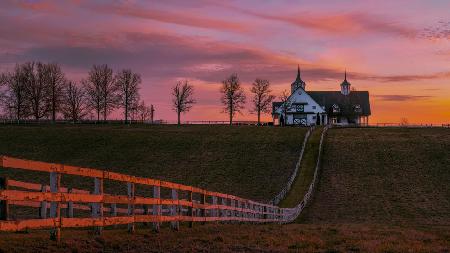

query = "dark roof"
[[309, 91, 371, 116]]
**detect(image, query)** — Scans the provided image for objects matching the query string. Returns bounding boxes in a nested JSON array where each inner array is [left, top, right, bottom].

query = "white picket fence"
[[270, 127, 313, 205], [276, 126, 329, 223]]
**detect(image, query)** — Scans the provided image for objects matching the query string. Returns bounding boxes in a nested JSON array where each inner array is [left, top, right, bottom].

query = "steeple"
[[340, 69, 351, 95], [291, 65, 306, 94]]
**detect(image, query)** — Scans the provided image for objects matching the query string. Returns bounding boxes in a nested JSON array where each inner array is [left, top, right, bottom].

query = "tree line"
[[170, 73, 276, 125], [1, 62, 278, 125], [0, 62, 154, 123]]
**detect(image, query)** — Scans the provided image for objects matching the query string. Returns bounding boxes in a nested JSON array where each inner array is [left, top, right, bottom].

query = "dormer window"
[[332, 104, 340, 113], [354, 104, 362, 113]]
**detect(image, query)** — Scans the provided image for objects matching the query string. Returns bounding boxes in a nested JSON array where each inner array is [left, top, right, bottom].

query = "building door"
[[293, 114, 307, 126]]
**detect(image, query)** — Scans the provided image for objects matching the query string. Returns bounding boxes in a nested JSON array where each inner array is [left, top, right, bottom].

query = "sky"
[[0, 0, 449, 124]]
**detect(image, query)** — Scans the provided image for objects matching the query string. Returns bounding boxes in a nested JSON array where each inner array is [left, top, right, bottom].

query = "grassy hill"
[[1, 126, 449, 252], [301, 127, 450, 226], [0, 124, 307, 202]]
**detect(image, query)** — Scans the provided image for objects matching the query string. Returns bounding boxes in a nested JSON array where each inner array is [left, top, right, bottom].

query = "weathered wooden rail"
[[0, 156, 293, 241]]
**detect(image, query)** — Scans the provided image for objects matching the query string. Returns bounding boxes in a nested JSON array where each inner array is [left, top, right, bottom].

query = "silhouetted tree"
[[23, 62, 49, 120], [83, 64, 117, 122], [250, 78, 274, 125], [115, 69, 141, 124], [172, 80, 195, 125], [61, 81, 87, 123], [279, 90, 292, 126], [220, 73, 246, 125], [45, 63, 66, 122], [0, 64, 28, 122], [137, 100, 151, 122]]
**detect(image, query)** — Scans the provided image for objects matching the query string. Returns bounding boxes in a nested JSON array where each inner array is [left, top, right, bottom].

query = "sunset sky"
[[1, 0, 449, 123]]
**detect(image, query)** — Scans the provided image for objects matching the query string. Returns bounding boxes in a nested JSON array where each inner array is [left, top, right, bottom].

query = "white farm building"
[[272, 66, 371, 126]]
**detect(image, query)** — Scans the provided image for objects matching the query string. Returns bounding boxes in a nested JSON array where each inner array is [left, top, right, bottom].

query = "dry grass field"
[[0, 223, 448, 252], [1, 126, 450, 252], [301, 127, 450, 226], [0, 124, 307, 203]]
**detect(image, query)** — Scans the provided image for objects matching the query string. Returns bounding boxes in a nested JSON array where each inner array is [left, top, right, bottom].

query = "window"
[[295, 104, 304, 112], [312, 106, 316, 109], [332, 104, 340, 113]]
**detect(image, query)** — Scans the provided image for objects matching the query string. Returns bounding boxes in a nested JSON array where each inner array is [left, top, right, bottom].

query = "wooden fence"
[[0, 156, 292, 242], [271, 127, 313, 205], [278, 126, 328, 223]]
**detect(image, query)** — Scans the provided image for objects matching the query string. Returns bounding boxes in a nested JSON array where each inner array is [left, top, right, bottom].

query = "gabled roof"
[[308, 91, 371, 116]]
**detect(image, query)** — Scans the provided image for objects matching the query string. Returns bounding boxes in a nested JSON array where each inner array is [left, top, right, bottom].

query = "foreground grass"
[[301, 127, 450, 226], [279, 127, 323, 208], [0, 124, 307, 204], [0, 224, 448, 252]]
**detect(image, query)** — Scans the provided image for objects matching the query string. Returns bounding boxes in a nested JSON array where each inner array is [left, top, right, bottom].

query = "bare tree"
[[61, 81, 87, 123], [400, 118, 409, 126], [279, 90, 292, 126], [172, 80, 195, 125], [24, 62, 49, 120], [0, 64, 28, 122], [220, 73, 246, 125], [83, 64, 117, 122], [45, 63, 66, 122], [137, 100, 151, 122], [115, 69, 141, 124], [250, 78, 275, 125], [150, 104, 155, 123]]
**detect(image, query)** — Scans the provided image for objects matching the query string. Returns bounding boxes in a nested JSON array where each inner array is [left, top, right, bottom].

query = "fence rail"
[[0, 155, 294, 241], [271, 127, 313, 205], [278, 126, 329, 223]]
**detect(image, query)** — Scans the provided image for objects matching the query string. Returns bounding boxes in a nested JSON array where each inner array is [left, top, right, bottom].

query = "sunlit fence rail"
[[0, 156, 293, 241]]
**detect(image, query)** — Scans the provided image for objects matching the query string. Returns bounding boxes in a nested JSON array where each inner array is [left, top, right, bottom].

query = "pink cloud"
[[83, 2, 249, 33]]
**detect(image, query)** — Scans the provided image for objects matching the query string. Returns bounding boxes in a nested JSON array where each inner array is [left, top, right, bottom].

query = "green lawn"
[[0, 124, 307, 202], [301, 127, 450, 226], [279, 127, 323, 208]]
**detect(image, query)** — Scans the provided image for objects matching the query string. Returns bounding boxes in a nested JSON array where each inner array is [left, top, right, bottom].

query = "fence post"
[[237, 200, 241, 221], [0, 177, 9, 221], [67, 188, 74, 218], [188, 191, 194, 228], [39, 185, 47, 219], [93, 178, 103, 234], [230, 199, 236, 222], [152, 184, 161, 232], [49, 172, 61, 242], [221, 198, 227, 219], [170, 189, 179, 230], [212, 196, 217, 220], [127, 182, 135, 233], [200, 191, 206, 224], [143, 204, 149, 226]]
